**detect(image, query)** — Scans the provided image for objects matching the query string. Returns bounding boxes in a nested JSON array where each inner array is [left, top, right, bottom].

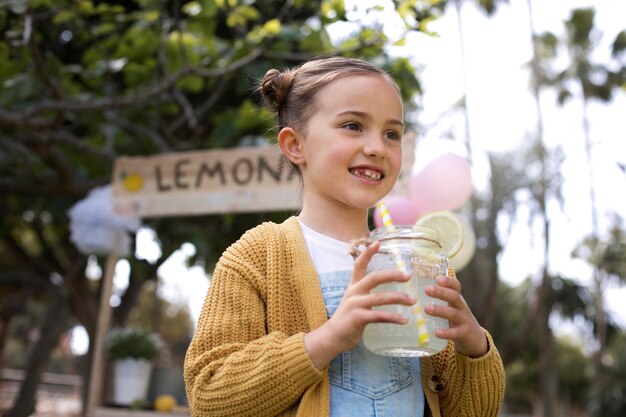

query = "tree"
[[574, 220, 626, 415], [427, 0, 508, 330], [534, 9, 626, 414], [593, 329, 626, 416], [0, 1, 426, 415]]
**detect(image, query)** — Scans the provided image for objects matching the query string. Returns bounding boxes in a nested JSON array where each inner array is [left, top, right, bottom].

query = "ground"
[[0, 379, 81, 417]]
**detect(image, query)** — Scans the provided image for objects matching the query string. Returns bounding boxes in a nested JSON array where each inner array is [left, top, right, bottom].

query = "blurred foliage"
[[1, 1, 625, 416], [0, 0, 425, 415], [535, 7, 626, 104], [126, 279, 195, 365], [574, 220, 626, 282], [105, 327, 160, 361], [592, 330, 626, 415]]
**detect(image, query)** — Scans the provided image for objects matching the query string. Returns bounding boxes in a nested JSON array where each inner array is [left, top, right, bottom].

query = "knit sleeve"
[[183, 226, 323, 417], [430, 330, 505, 417]]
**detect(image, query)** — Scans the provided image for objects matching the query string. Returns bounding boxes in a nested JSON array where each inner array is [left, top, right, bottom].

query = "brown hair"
[[258, 56, 400, 133]]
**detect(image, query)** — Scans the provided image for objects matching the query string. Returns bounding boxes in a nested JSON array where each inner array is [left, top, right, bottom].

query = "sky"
[[70, 0, 626, 353]]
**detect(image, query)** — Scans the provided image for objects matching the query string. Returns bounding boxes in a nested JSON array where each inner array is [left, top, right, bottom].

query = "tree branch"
[[172, 89, 198, 129], [165, 78, 229, 138], [116, 119, 171, 153], [0, 48, 266, 127], [0, 137, 43, 173], [28, 11, 63, 100], [47, 131, 116, 161]]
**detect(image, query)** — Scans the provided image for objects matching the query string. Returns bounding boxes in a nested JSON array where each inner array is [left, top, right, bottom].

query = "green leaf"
[[263, 18, 281, 35], [557, 88, 571, 105], [123, 60, 156, 87], [321, 0, 346, 23], [177, 75, 204, 93], [105, 327, 160, 361], [565, 8, 595, 47], [183, 1, 202, 16], [92, 22, 117, 37], [612, 30, 626, 57], [52, 10, 76, 25], [226, 4, 260, 28], [115, 24, 160, 63], [393, 38, 406, 47]]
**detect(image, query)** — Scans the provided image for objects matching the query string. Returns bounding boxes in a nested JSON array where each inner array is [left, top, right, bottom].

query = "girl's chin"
[[346, 196, 388, 210]]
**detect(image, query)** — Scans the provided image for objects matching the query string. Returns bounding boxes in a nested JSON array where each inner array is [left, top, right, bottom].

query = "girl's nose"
[[363, 134, 386, 158]]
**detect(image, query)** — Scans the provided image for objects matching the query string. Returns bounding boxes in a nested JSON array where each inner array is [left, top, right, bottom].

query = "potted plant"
[[105, 327, 160, 406]]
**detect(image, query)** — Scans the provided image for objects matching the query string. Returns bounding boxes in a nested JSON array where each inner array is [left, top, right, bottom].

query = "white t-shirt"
[[298, 220, 354, 274]]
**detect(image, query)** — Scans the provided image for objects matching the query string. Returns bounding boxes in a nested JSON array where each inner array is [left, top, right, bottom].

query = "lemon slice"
[[416, 211, 465, 258]]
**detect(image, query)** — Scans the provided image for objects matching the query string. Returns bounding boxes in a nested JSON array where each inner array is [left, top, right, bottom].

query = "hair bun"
[[260, 68, 294, 113]]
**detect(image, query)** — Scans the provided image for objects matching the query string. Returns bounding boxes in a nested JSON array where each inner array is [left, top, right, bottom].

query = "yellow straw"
[[377, 202, 406, 272], [376, 201, 430, 347]]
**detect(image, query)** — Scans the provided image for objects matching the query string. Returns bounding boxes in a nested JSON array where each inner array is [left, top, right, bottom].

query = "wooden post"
[[85, 251, 118, 417]]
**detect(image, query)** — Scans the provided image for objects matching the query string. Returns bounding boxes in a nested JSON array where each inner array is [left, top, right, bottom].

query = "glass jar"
[[355, 225, 450, 357]]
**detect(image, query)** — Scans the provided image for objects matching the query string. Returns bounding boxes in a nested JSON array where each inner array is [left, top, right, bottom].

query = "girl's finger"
[[424, 283, 458, 304], [424, 303, 463, 323], [359, 308, 410, 325], [354, 269, 409, 293], [424, 275, 463, 305], [436, 275, 461, 292], [351, 240, 380, 283], [364, 290, 416, 309]]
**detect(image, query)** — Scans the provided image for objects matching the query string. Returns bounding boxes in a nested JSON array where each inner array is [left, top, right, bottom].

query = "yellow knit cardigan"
[[184, 217, 505, 417]]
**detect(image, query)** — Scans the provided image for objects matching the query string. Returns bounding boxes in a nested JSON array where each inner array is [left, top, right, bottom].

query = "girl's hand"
[[424, 275, 488, 358], [303, 241, 415, 370]]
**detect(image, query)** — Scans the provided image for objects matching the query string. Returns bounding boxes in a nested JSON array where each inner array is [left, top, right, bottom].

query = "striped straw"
[[413, 306, 430, 346], [376, 201, 430, 347], [377, 201, 406, 272]]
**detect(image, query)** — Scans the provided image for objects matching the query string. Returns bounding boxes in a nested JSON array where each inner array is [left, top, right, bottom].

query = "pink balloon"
[[409, 153, 472, 213], [373, 195, 420, 228]]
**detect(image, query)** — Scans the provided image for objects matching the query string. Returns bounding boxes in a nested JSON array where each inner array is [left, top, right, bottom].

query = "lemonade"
[[357, 225, 450, 357]]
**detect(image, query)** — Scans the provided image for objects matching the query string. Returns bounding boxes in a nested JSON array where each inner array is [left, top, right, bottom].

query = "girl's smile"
[[348, 164, 385, 182]]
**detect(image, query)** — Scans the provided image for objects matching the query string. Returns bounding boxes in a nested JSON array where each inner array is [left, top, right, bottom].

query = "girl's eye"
[[384, 130, 402, 141], [343, 122, 361, 131]]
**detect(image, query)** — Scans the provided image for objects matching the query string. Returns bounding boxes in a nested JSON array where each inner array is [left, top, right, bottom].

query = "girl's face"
[[296, 74, 404, 212]]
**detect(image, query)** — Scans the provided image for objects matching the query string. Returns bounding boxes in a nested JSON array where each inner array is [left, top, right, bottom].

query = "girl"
[[184, 56, 505, 417]]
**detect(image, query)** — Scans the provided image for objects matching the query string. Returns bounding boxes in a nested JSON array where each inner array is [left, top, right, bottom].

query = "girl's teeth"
[[351, 168, 381, 180]]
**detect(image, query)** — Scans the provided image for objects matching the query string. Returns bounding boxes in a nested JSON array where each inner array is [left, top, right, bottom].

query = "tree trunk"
[[5, 289, 70, 417], [5, 261, 85, 417], [538, 274, 557, 417], [581, 89, 606, 417], [0, 316, 10, 372], [527, 1, 559, 413], [463, 208, 500, 328]]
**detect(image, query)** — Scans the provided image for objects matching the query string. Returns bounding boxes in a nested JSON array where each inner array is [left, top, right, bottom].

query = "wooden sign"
[[112, 146, 300, 217], [112, 133, 415, 218]]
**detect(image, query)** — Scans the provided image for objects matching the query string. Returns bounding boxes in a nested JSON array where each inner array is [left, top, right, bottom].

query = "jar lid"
[[349, 225, 442, 259], [370, 224, 442, 246]]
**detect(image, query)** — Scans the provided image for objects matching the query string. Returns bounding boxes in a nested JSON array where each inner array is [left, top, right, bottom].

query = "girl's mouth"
[[349, 168, 383, 181]]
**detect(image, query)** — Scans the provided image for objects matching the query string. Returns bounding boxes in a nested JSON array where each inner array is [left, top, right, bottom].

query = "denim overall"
[[320, 270, 425, 417]]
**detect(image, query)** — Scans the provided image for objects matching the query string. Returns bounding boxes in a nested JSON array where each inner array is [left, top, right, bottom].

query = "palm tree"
[[528, 5, 626, 415], [524, 1, 560, 414]]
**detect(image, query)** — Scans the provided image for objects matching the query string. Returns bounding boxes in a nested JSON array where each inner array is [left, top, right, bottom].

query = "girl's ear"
[[278, 127, 305, 166]]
